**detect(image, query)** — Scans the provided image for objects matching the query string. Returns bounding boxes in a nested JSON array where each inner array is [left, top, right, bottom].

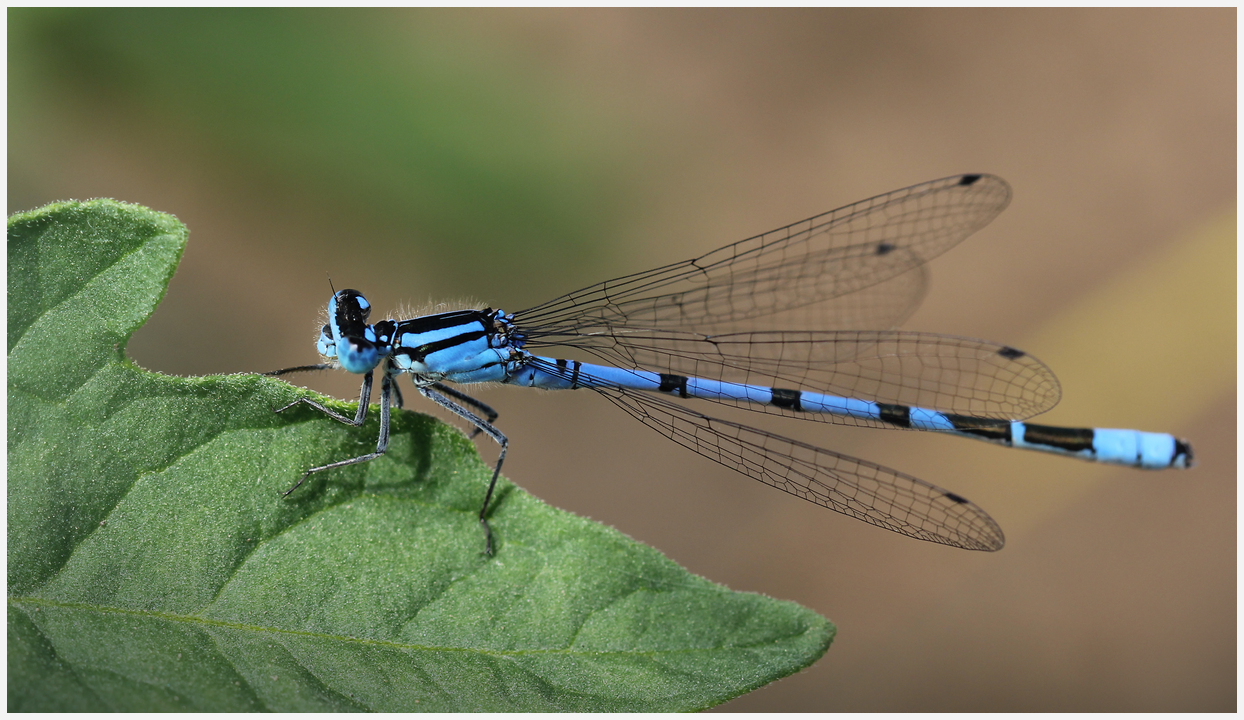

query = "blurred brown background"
[[9, 8, 1234, 711]]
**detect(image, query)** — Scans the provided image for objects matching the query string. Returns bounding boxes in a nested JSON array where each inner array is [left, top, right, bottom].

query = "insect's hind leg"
[[430, 382, 500, 438], [279, 371, 392, 497], [419, 385, 507, 557]]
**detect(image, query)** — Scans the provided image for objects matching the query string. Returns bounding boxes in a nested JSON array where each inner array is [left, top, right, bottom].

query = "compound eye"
[[336, 289, 371, 321], [338, 336, 381, 373]]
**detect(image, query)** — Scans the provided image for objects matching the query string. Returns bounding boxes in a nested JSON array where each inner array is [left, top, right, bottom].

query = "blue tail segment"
[[511, 357, 1193, 470], [271, 174, 1193, 554]]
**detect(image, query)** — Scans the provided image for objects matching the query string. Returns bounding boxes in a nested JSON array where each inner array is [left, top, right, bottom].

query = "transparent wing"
[[523, 329, 1060, 427], [514, 174, 1010, 333], [529, 358, 1004, 551]]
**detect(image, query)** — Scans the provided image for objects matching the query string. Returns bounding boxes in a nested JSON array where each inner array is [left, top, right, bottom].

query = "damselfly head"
[[323, 289, 390, 374]]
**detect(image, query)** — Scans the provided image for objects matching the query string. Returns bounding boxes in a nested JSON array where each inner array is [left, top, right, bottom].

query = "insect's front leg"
[[264, 363, 336, 378], [274, 370, 373, 427], [277, 370, 395, 497]]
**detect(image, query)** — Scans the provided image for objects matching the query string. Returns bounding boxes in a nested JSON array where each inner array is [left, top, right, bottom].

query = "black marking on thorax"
[[396, 309, 490, 336], [373, 319, 397, 345], [391, 310, 495, 362], [414, 330, 489, 361]]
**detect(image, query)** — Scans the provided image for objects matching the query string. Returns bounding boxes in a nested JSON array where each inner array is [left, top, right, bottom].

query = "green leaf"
[[8, 200, 834, 711]]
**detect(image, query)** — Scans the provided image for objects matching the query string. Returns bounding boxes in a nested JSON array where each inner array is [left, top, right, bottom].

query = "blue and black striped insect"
[[268, 174, 1193, 555]]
